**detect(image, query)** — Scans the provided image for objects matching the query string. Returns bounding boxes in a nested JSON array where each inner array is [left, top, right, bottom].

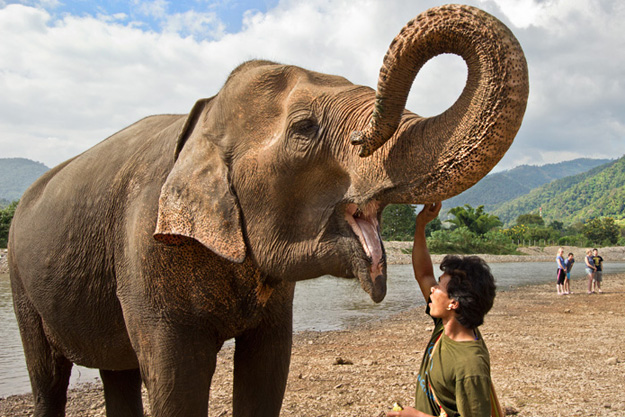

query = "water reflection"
[[0, 274, 100, 397]]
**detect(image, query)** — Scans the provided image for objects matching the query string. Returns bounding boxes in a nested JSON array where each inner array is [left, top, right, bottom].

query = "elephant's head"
[[154, 5, 529, 303]]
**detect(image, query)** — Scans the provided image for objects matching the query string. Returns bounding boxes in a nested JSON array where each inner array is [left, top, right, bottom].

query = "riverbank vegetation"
[[382, 203, 625, 255], [2, 200, 624, 252], [0, 200, 17, 248]]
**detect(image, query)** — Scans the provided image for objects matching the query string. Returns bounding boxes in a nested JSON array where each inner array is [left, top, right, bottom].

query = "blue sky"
[[5, 0, 280, 36], [1, 0, 624, 170]]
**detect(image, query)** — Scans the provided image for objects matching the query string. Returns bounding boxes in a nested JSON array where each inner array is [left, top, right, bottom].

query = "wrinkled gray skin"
[[8, 5, 528, 417]]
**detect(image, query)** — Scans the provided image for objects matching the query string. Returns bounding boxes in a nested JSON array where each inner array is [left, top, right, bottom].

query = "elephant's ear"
[[154, 98, 246, 263]]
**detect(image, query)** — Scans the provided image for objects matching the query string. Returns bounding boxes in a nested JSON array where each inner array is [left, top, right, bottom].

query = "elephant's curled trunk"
[[352, 4, 529, 203]]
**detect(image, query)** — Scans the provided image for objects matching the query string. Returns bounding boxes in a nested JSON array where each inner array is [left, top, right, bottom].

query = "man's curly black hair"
[[440, 255, 496, 328]]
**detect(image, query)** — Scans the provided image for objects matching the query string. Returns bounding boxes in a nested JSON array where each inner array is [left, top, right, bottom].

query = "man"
[[388, 203, 497, 417], [592, 248, 604, 293]]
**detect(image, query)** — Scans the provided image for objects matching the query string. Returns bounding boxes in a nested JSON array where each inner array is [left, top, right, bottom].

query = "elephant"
[[8, 4, 528, 417]]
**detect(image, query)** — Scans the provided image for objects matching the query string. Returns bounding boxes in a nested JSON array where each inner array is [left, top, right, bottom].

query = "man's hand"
[[416, 202, 442, 228], [386, 405, 434, 417]]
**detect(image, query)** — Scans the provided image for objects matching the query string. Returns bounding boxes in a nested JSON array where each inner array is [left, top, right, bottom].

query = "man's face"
[[593, 250, 598, 256], [429, 273, 455, 318]]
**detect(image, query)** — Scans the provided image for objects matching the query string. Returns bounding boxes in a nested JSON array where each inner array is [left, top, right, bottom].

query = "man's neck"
[[442, 317, 476, 342]]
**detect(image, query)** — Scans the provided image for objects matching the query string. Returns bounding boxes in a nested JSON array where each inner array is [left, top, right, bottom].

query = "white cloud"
[[485, 0, 548, 28], [132, 0, 168, 19], [0, 0, 624, 170], [162, 10, 226, 39]]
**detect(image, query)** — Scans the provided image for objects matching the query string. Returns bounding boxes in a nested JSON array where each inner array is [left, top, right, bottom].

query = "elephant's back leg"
[[100, 368, 143, 417], [11, 272, 73, 417]]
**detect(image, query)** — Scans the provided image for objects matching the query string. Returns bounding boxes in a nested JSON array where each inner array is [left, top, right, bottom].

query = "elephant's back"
[[19, 114, 184, 208], [9, 113, 186, 308]]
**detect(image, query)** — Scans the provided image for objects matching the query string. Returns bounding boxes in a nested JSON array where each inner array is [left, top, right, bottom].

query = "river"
[[2, 261, 624, 397]]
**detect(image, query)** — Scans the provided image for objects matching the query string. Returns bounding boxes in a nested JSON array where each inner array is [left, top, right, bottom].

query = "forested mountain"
[[1, 156, 622, 228], [492, 156, 625, 226], [0, 158, 49, 205], [442, 158, 611, 213]]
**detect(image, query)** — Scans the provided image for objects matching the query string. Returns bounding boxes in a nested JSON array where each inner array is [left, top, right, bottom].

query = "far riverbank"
[[383, 242, 625, 264], [3, 245, 625, 274]]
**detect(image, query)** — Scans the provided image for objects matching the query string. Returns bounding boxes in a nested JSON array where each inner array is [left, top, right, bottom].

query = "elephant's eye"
[[291, 118, 319, 138]]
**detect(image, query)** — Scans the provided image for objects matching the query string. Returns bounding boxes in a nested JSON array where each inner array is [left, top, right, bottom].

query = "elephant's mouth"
[[344, 201, 386, 303]]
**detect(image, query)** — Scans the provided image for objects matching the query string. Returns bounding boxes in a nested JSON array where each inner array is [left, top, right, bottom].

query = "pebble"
[[606, 357, 618, 365], [333, 357, 353, 365]]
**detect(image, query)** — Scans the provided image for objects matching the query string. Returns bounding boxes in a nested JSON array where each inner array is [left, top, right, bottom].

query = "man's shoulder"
[[448, 343, 490, 379]]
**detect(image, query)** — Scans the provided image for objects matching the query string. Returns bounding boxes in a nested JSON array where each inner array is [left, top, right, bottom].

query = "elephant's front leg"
[[137, 325, 219, 417], [233, 284, 295, 417]]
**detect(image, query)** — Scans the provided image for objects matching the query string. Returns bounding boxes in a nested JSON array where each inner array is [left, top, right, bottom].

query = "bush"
[[427, 227, 476, 254], [426, 227, 518, 255], [0, 200, 19, 248], [479, 229, 520, 254], [557, 235, 587, 247]]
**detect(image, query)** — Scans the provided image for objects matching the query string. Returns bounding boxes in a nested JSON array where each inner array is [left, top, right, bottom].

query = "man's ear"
[[154, 98, 246, 263]]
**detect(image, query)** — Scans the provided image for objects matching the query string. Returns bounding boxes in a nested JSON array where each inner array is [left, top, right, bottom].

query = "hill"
[[442, 158, 611, 213], [492, 156, 625, 226], [0, 158, 49, 205]]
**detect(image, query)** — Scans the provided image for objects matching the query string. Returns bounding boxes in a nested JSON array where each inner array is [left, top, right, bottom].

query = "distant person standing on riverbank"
[[556, 248, 567, 295], [584, 249, 596, 294], [592, 248, 604, 293], [387, 202, 499, 417], [564, 253, 575, 294]]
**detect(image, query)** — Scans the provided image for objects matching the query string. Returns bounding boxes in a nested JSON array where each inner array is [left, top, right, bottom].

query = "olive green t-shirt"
[[415, 317, 491, 417]]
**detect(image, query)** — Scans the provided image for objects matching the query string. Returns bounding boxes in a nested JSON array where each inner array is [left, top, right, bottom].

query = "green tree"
[[425, 216, 442, 238], [427, 226, 517, 255], [0, 200, 18, 248], [516, 213, 544, 226], [582, 217, 620, 245], [448, 204, 502, 236], [381, 204, 416, 241], [548, 220, 564, 231], [524, 226, 559, 243]]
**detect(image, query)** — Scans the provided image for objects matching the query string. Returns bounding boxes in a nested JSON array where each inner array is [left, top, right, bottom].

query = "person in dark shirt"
[[564, 253, 575, 294], [556, 248, 567, 295], [592, 248, 604, 293]]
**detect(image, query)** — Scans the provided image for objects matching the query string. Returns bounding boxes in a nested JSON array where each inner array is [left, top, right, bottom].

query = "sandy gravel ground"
[[1, 247, 624, 416]]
